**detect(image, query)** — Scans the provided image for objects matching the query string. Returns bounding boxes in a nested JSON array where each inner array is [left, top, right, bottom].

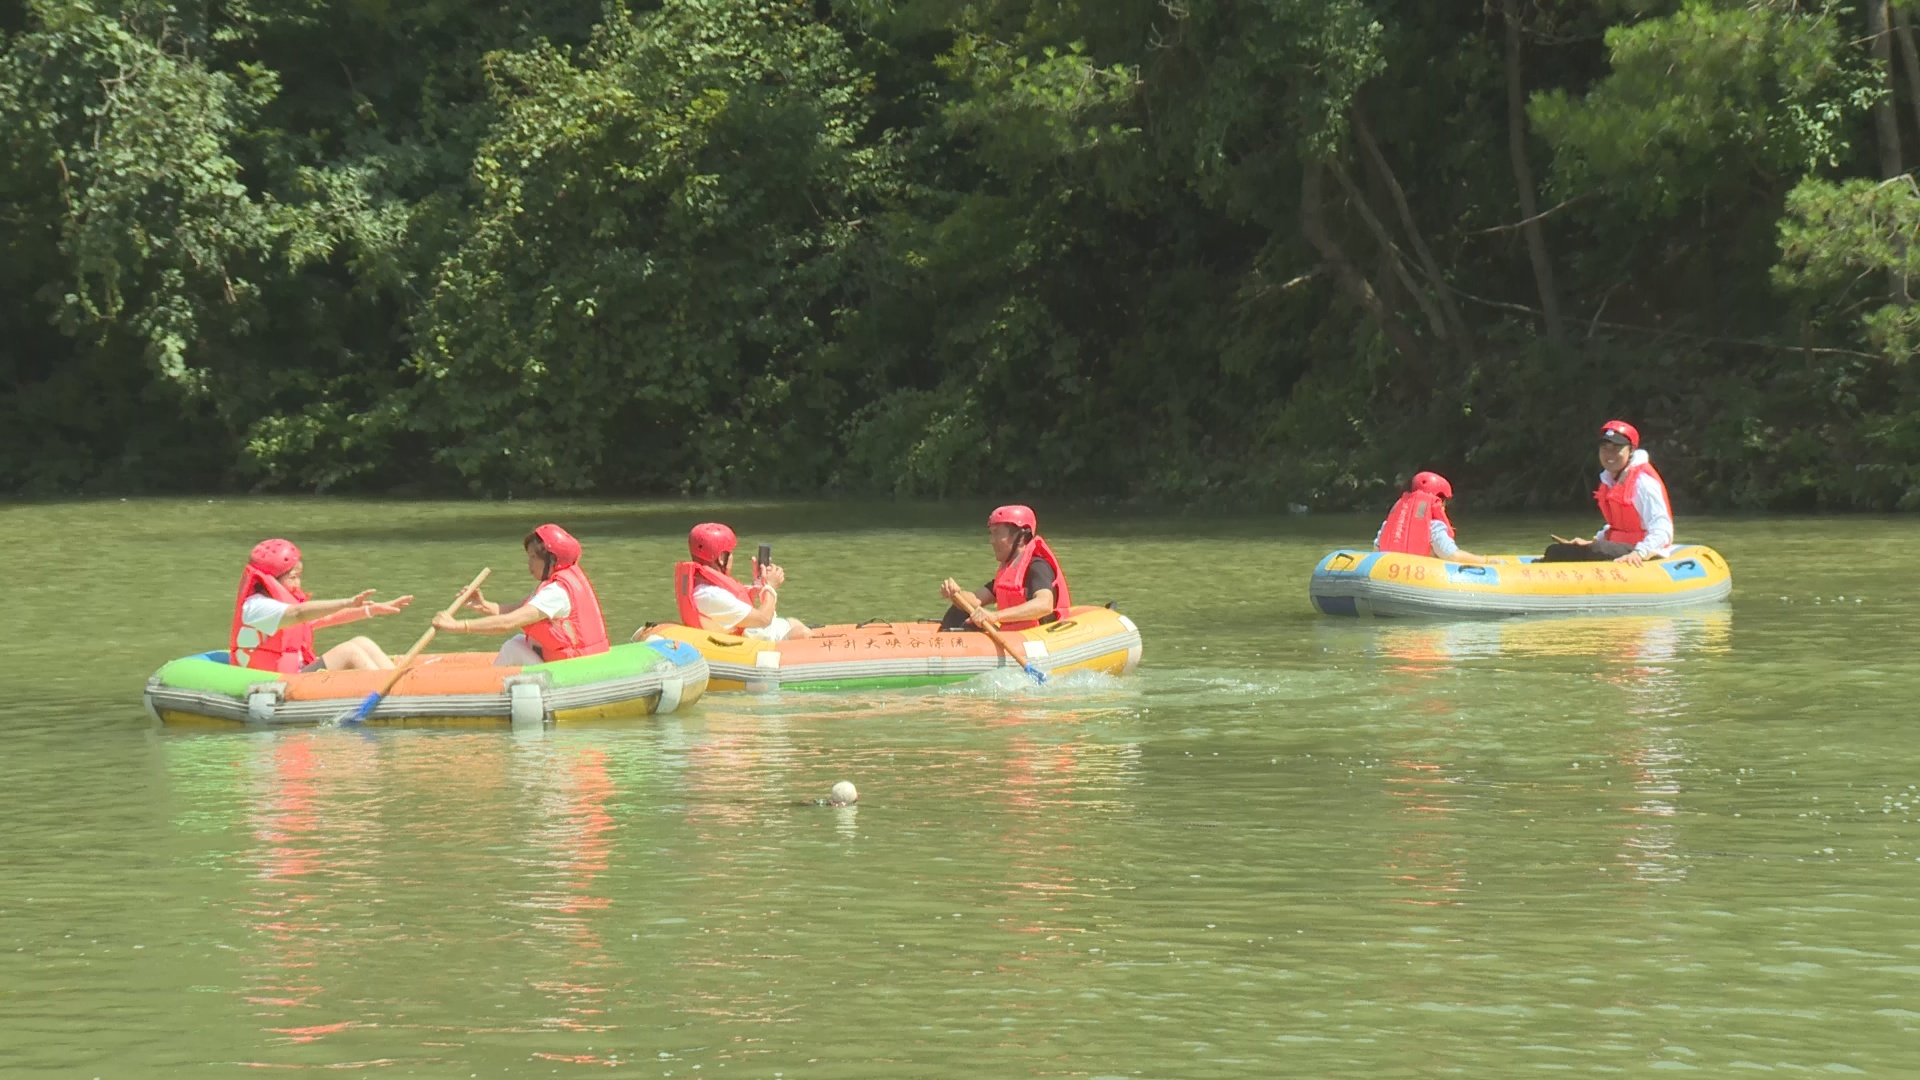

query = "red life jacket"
[[1376, 491, 1453, 556], [992, 536, 1071, 631], [673, 561, 763, 632], [520, 563, 609, 662], [229, 564, 317, 674], [1594, 459, 1665, 547]]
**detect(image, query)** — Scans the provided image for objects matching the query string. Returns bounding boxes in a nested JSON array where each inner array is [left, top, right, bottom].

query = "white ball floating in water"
[[830, 781, 858, 807]]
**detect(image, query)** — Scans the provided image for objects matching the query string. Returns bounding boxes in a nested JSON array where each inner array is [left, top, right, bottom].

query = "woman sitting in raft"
[[431, 524, 610, 665], [673, 523, 813, 641], [938, 504, 1071, 631], [231, 539, 414, 673], [1540, 420, 1673, 567], [1374, 471, 1492, 565]]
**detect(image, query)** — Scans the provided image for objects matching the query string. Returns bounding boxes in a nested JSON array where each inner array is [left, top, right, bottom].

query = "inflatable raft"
[[639, 606, 1143, 692], [144, 639, 709, 727], [1310, 544, 1731, 617]]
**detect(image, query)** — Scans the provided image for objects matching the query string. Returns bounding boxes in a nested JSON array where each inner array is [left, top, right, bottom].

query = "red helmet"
[[987, 504, 1037, 531], [1600, 419, 1640, 449], [688, 522, 737, 563], [525, 523, 581, 570], [1409, 471, 1453, 499], [249, 538, 301, 577]]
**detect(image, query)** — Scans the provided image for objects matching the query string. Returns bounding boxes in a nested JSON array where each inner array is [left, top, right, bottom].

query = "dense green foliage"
[[7, 0, 1920, 508]]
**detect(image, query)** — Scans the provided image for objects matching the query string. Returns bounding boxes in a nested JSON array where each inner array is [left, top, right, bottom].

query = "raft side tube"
[[1308, 544, 1732, 618], [144, 641, 709, 726]]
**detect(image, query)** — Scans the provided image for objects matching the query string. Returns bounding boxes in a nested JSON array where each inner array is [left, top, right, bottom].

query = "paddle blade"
[[342, 691, 381, 724], [1024, 663, 1048, 685]]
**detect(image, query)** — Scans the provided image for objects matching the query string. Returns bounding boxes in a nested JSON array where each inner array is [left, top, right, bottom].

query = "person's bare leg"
[[786, 620, 814, 639], [320, 637, 394, 671], [494, 633, 543, 667]]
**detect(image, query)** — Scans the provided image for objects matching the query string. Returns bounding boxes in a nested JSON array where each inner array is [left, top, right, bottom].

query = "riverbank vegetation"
[[6, 0, 1920, 508]]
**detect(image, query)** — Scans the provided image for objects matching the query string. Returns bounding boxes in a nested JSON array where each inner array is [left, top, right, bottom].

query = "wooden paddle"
[[948, 588, 1047, 684], [340, 567, 491, 724]]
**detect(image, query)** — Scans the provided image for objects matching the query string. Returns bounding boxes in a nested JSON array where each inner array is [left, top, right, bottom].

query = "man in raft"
[[673, 523, 813, 640], [232, 539, 414, 672], [432, 523, 610, 664], [938, 505, 1071, 631], [1374, 472, 1492, 565], [1540, 420, 1674, 567]]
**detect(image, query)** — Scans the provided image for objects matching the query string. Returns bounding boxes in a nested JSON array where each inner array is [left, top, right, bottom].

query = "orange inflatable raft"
[[144, 639, 708, 727], [638, 606, 1143, 693]]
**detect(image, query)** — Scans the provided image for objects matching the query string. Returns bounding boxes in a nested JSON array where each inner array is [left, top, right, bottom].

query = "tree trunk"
[[1502, 0, 1566, 346], [1370, 157, 1404, 314], [1300, 161, 1428, 371], [1871, 0, 1904, 179], [1870, 0, 1910, 300], [1332, 162, 1451, 345], [1353, 105, 1475, 360], [1891, 3, 1920, 136]]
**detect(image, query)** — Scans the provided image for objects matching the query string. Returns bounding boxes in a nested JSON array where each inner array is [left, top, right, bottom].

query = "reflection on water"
[[9, 504, 1920, 1075], [1349, 608, 1733, 666], [1346, 613, 1740, 926]]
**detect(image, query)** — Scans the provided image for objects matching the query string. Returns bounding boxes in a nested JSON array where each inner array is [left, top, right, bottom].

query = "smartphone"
[[755, 543, 772, 582]]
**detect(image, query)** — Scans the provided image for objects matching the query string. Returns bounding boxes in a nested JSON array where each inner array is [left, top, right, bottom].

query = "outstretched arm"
[[278, 589, 396, 628], [434, 602, 547, 636], [1429, 521, 1489, 565], [309, 595, 414, 629]]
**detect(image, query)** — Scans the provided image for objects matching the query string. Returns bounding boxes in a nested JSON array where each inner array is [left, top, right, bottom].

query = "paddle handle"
[[373, 567, 491, 697], [949, 588, 1028, 667]]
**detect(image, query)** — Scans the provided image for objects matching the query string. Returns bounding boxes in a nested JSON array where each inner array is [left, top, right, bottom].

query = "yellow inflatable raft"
[[1310, 544, 1731, 617], [638, 606, 1143, 692]]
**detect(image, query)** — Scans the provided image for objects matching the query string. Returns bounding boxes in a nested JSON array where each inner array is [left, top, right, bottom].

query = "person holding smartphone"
[[672, 523, 813, 640]]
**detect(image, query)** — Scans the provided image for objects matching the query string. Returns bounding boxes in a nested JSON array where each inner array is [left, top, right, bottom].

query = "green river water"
[[2, 499, 1917, 1077]]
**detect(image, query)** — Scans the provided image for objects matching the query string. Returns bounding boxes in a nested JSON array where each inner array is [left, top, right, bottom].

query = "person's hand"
[[969, 608, 1000, 631], [759, 563, 787, 589], [1614, 551, 1645, 567], [463, 588, 490, 613], [939, 578, 963, 602], [368, 595, 414, 616], [432, 613, 462, 633], [348, 588, 378, 605]]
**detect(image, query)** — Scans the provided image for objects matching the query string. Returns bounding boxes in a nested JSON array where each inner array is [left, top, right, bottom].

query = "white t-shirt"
[[692, 583, 794, 641], [240, 595, 290, 638], [527, 581, 571, 620], [692, 583, 753, 627]]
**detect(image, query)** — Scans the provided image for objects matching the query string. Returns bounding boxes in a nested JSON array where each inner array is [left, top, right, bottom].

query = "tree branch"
[[1300, 161, 1428, 372], [1353, 104, 1475, 360], [1450, 287, 1880, 358], [1502, 0, 1566, 345], [1331, 162, 1452, 344]]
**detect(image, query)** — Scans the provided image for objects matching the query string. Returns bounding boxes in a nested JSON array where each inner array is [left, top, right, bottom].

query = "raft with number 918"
[[1309, 544, 1732, 618]]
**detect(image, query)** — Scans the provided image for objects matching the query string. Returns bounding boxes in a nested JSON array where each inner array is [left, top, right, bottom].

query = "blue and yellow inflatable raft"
[[1310, 544, 1731, 617]]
